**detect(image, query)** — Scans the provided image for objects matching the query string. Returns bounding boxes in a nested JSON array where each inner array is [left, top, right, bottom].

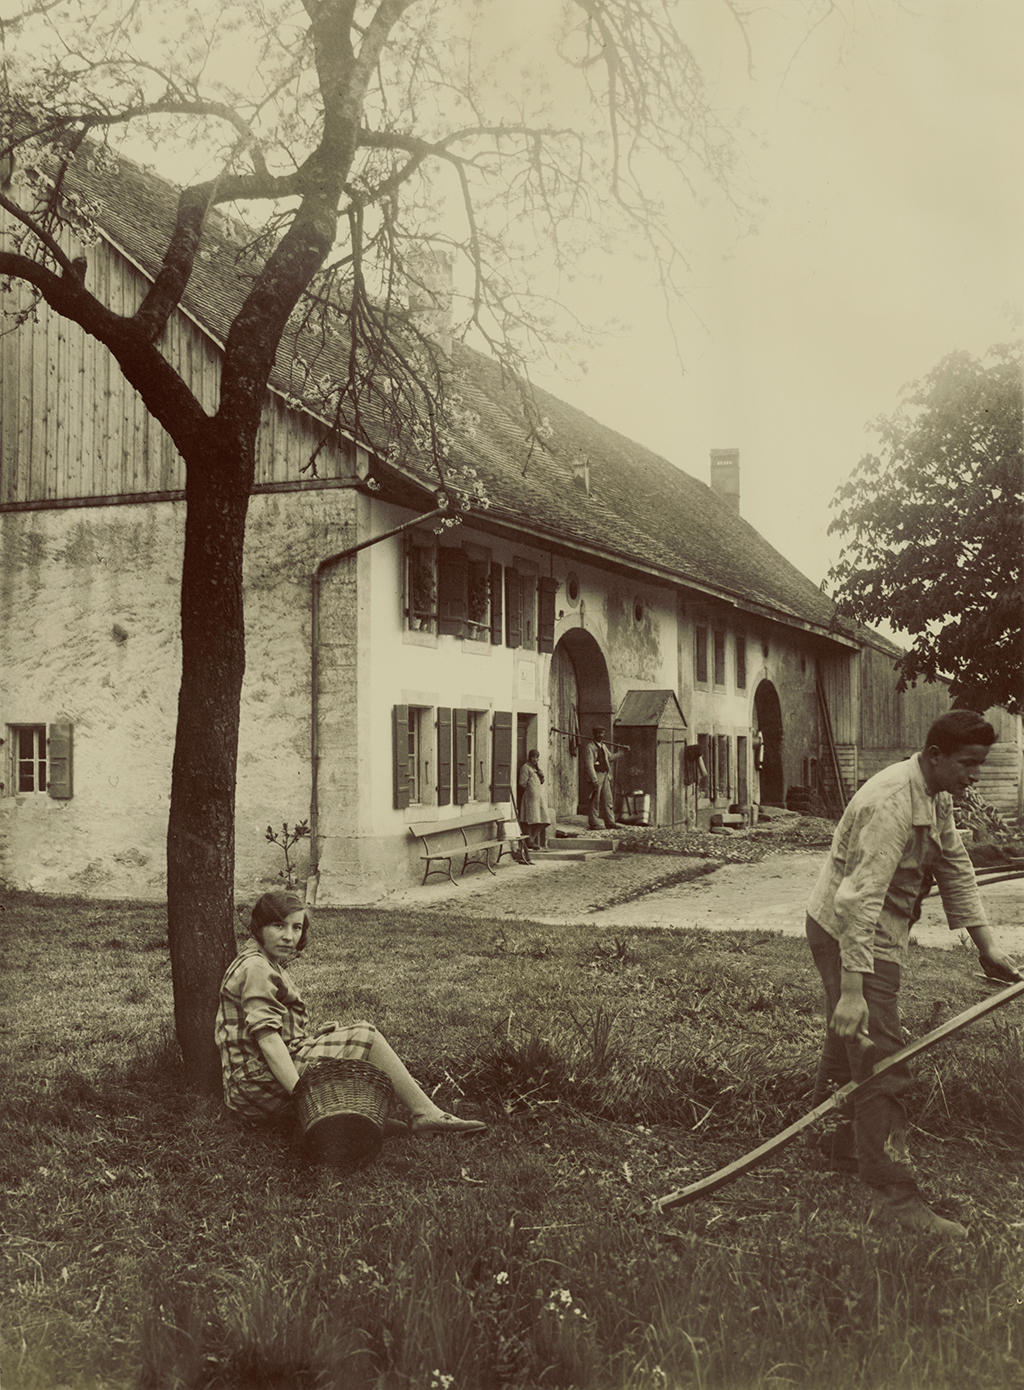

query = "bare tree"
[[0, 0, 797, 1087]]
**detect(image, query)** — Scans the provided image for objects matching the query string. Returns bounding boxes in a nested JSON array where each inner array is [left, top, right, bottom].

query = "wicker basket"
[[293, 1058, 395, 1165]]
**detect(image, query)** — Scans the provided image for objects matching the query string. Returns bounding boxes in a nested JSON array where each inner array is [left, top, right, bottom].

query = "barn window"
[[735, 634, 747, 690]]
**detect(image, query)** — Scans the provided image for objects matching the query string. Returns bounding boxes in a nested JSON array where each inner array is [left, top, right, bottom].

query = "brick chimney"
[[710, 448, 740, 514]]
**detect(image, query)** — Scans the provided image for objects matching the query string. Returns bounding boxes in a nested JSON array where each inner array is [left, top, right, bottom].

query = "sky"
[[523, 0, 1024, 588]]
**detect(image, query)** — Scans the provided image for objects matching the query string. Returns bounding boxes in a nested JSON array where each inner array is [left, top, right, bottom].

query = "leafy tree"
[[0, 0, 828, 1086], [828, 344, 1024, 715]]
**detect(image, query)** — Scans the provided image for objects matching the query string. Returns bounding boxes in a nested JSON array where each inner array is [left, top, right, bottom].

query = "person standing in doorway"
[[518, 748, 551, 849], [583, 725, 628, 830]]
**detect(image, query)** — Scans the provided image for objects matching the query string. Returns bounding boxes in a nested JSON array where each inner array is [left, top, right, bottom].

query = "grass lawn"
[[1, 883, 1023, 1390]]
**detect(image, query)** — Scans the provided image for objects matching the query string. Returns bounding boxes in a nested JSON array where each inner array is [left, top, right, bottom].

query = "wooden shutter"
[[436, 707, 452, 807], [504, 569, 522, 649], [438, 547, 468, 637], [490, 710, 513, 802], [538, 576, 557, 653], [47, 723, 73, 799], [489, 562, 503, 644], [453, 709, 470, 805], [392, 705, 411, 809]]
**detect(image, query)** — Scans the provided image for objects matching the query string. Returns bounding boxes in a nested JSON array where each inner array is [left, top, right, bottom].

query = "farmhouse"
[[1, 152, 1019, 903]]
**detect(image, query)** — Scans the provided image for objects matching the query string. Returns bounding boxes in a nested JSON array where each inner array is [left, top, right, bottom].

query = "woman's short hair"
[[249, 889, 310, 953], [924, 710, 995, 754]]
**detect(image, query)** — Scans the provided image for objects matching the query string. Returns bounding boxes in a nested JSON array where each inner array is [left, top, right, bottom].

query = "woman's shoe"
[[411, 1112, 487, 1136]]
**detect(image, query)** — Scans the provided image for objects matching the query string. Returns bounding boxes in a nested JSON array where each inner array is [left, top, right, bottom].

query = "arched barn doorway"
[[549, 630, 612, 819], [753, 679, 785, 807]]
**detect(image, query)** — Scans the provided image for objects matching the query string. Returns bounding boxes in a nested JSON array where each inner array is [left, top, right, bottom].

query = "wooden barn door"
[[549, 642, 580, 818]]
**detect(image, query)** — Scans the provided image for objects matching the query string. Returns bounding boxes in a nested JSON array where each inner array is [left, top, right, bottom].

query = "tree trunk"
[[166, 428, 254, 1092]]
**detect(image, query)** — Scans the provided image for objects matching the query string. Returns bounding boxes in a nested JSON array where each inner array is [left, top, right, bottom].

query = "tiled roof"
[[68, 149, 857, 642]]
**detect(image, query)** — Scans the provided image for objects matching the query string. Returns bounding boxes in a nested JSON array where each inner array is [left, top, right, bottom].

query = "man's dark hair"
[[924, 710, 996, 754]]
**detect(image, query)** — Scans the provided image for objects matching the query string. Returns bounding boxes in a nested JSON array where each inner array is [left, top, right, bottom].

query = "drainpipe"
[[307, 506, 447, 902]]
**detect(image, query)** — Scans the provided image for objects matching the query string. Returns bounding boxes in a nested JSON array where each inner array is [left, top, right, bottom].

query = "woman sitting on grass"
[[215, 890, 486, 1137]]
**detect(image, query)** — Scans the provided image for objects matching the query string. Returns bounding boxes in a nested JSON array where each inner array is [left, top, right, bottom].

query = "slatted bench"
[[409, 814, 530, 885]]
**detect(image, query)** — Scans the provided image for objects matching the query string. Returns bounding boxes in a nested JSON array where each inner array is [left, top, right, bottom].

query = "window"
[[716, 735, 731, 800], [6, 723, 73, 799], [419, 543, 496, 643], [467, 711, 490, 798], [392, 705, 428, 808], [735, 634, 746, 690], [696, 732, 714, 797], [713, 630, 726, 686], [694, 625, 708, 684], [520, 571, 538, 649], [406, 537, 437, 631], [465, 553, 491, 643], [14, 725, 47, 792]]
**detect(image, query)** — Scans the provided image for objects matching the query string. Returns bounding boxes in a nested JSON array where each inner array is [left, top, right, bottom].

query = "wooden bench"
[[409, 814, 530, 885]]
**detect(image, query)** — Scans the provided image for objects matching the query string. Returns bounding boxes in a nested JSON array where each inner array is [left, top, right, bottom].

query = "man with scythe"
[[805, 709, 1020, 1237]]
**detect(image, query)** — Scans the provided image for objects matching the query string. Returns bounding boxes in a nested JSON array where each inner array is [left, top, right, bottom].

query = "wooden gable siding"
[[0, 221, 355, 505]]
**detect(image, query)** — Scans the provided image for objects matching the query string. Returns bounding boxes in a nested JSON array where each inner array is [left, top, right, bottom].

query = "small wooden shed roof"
[[616, 690, 688, 729]]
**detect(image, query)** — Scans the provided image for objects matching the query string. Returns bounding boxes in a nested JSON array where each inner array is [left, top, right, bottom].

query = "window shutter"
[[490, 710, 513, 803], [504, 569, 522, 649], [438, 548, 469, 637], [436, 707, 452, 807], [47, 723, 73, 800], [538, 576, 557, 653], [453, 709, 470, 805], [489, 562, 503, 645], [392, 705, 411, 809]]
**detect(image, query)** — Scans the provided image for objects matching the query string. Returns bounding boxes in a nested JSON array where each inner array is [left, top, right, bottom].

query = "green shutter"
[[489, 562, 503, 645], [504, 569, 522, 649], [490, 710, 512, 803], [392, 705, 411, 809], [438, 548, 468, 637], [453, 709, 470, 805], [436, 707, 452, 807], [47, 722, 73, 800], [538, 576, 557, 653]]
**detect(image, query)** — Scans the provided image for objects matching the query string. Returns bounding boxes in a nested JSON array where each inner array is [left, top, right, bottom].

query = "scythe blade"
[[654, 976, 1024, 1215]]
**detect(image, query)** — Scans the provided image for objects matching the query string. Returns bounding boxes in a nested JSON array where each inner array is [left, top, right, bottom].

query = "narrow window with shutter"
[[453, 709, 471, 805], [538, 576, 557, 653], [490, 710, 513, 802], [47, 722, 73, 799], [436, 707, 452, 806], [694, 625, 708, 684], [392, 705, 412, 809], [466, 553, 491, 642], [438, 548, 469, 637], [504, 569, 522, 649], [489, 562, 503, 644]]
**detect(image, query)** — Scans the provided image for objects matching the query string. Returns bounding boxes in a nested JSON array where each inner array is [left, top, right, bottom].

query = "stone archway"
[[549, 629, 612, 818], [753, 678, 785, 807]]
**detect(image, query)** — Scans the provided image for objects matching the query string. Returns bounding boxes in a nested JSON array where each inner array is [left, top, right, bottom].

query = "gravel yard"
[[377, 810, 1024, 954]]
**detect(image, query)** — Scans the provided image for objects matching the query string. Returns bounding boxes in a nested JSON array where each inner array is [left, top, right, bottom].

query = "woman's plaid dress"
[[216, 941, 376, 1119]]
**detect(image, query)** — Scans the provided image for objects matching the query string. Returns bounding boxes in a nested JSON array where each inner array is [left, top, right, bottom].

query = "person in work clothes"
[[583, 725, 629, 830], [216, 890, 486, 1136], [806, 710, 1019, 1238], [518, 748, 551, 849]]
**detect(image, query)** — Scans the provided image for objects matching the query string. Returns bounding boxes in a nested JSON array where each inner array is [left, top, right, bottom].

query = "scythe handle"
[[654, 976, 1024, 1214]]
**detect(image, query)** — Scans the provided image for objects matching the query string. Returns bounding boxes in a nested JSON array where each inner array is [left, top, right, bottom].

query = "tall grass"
[[3, 890, 1024, 1389]]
